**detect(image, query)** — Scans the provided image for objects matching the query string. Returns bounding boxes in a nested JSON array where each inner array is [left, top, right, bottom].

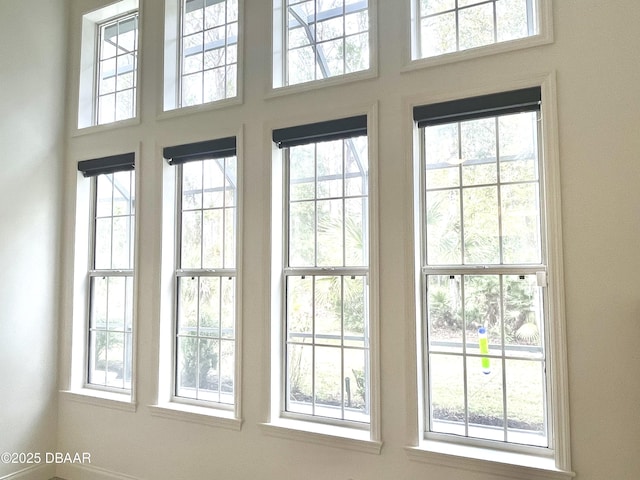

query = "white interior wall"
[[55, 1, 640, 480], [0, 1, 67, 479]]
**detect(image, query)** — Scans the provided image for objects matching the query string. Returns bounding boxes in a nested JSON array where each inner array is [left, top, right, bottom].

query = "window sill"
[[59, 389, 136, 412], [268, 67, 378, 100], [259, 418, 382, 455], [403, 34, 553, 74], [73, 116, 141, 138], [405, 441, 574, 480], [148, 403, 242, 431], [158, 95, 243, 122]]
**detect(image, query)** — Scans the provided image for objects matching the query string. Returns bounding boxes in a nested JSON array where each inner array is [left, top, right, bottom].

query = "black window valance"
[[413, 87, 541, 128], [77, 152, 135, 177], [273, 115, 367, 148], [163, 136, 237, 165]]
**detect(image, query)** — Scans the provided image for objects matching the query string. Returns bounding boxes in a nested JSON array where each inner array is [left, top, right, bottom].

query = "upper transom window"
[[274, 0, 371, 88], [413, 0, 542, 60]]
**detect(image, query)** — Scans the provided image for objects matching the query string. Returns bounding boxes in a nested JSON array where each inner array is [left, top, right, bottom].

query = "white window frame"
[[406, 76, 573, 480], [271, 0, 378, 93], [162, 0, 243, 114], [262, 110, 381, 454], [77, 0, 140, 131], [86, 169, 136, 393], [62, 150, 140, 410], [406, 0, 553, 71], [150, 133, 243, 430]]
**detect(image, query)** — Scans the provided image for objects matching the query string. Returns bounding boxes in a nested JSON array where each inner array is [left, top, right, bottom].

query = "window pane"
[[427, 275, 463, 353], [461, 118, 497, 186], [290, 144, 315, 201], [496, 0, 530, 42], [94, 218, 112, 269], [343, 348, 368, 422], [289, 201, 315, 266], [288, 46, 315, 84], [177, 336, 198, 395], [202, 208, 223, 267], [467, 356, 504, 441], [178, 276, 198, 336], [287, 344, 313, 414], [199, 276, 220, 337], [501, 183, 541, 264], [505, 359, 547, 446], [343, 275, 366, 347], [344, 197, 366, 266], [426, 189, 461, 264], [459, 3, 495, 51], [463, 186, 499, 264], [182, 210, 202, 268], [429, 353, 465, 436], [106, 276, 127, 331], [425, 123, 460, 189], [314, 346, 342, 419], [464, 275, 501, 352], [503, 275, 544, 357], [499, 112, 538, 183], [316, 140, 343, 199], [421, 12, 457, 57], [317, 199, 343, 266], [345, 32, 369, 73], [314, 276, 342, 346], [317, 38, 344, 77], [220, 277, 235, 339], [287, 276, 313, 342]]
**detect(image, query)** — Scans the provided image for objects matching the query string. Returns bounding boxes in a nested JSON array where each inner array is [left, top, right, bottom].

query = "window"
[[415, 88, 556, 449], [164, 138, 238, 406], [412, 0, 549, 61], [273, 116, 371, 426], [164, 0, 240, 111], [78, 153, 136, 391], [96, 13, 139, 124], [78, 0, 139, 129], [273, 0, 371, 88]]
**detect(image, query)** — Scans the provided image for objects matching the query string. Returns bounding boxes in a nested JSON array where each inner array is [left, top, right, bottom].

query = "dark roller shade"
[[413, 87, 541, 128], [163, 136, 237, 165], [77, 152, 135, 177], [273, 115, 367, 148]]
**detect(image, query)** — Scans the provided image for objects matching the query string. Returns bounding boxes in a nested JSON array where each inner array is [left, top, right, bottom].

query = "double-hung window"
[[273, 0, 371, 88], [411, 0, 551, 61], [78, 153, 136, 391], [164, 137, 238, 407], [414, 87, 566, 456], [273, 116, 372, 427], [164, 0, 240, 111]]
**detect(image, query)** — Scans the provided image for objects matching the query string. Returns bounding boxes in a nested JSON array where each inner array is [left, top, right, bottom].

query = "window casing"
[[164, 0, 240, 111], [416, 88, 554, 451], [273, 0, 371, 88], [412, 0, 548, 62], [96, 13, 139, 125], [78, 0, 139, 129], [274, 117, 371, 427], [165, 139, 238, 407], [79, 156, 136, 392]]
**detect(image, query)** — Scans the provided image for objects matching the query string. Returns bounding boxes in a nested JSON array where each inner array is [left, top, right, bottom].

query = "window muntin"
[[180, 0, 239, 107], [175, 156, 238, 405], [420, 106, 550, 447], [415, 0, 538, 59], [88, 170, 136, 390], [278, 0, 370, 87], [96, 13, 139, 125], [283, 135, 370, 424]]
